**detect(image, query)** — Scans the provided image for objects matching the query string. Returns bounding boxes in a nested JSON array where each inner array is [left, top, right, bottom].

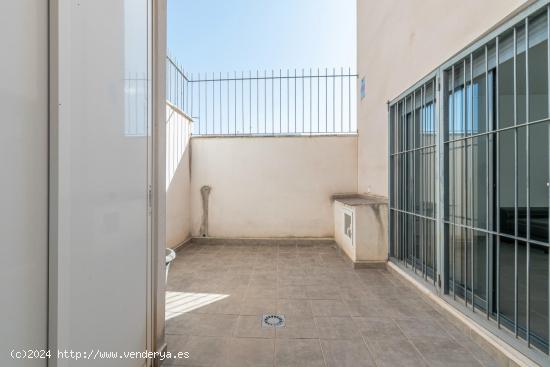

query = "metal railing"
[[166, 54, 358, 136]]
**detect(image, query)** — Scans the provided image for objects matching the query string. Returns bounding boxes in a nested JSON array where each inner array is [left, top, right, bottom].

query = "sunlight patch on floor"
[[165, 291, 229, 320]]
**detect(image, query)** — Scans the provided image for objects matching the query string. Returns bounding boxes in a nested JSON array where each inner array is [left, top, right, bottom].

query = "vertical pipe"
[[318, 68, 320, 133]]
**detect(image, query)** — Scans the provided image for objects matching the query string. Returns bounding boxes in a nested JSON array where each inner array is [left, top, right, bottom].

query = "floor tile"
[[310, 299, 350, 317], [314, 317, 361, 339], [220, 337, 274, 367], [275, 338, 325, 367], [235, 315, 275, 338], [365, 337, 427, 367], [320, 338, 376, 367]]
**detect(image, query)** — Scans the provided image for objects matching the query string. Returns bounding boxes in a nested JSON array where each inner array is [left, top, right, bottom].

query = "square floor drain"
[[262, 314, 285, 328]]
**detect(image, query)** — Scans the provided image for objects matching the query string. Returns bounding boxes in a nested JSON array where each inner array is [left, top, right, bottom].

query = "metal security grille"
[[389, 79, 438, 284], [166, 54, 358, 136], [389, 1, 550, 362]]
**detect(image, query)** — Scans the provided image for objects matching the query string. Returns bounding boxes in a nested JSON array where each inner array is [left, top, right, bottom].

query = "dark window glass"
[[472, 136, 488, 229], [473, 50, 487, 133], [499, 237, 515, 332], [499, 31, 515, 128], [517, 25, 527, 125], [518, 241, 527, 339], [528, 12, 549, 121], [454, 226, 466, 299], [499, 130, 515, 235], [530, 243, 549, 353], [530, 121, 549, 242], [473, 231, 487, 312], [518, 127, 527, 238]]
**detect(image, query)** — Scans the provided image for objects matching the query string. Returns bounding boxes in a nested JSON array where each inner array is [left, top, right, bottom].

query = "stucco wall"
[[190, 135, 358, 238], [356, 0, 530, 196], [166, 104, 193, 248]]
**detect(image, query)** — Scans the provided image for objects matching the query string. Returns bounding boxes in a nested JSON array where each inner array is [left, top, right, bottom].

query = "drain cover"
[[262, 314, 285, 328]]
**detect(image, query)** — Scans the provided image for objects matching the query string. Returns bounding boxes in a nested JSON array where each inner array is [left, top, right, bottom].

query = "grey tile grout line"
[[392, 318, 433, 367]]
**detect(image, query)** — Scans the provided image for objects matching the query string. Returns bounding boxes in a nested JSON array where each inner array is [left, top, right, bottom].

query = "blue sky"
[[167, 0, 356, 75]]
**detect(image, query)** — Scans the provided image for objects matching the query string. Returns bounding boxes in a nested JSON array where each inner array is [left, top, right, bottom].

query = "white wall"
[[166, 105, 192, 248], [0, 1, 48, 366], [50, 1, 151, 365], [356, 0, 530, 196], [190, 136, 358, 238]]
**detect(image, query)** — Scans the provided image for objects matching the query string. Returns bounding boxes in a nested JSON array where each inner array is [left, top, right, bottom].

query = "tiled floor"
[[164, 239, 505, 367]]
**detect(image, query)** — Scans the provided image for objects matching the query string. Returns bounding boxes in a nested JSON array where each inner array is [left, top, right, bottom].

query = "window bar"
[[317, 68, 321, 132], [295, 69, 297, 133], [310, 69, 313, 134], [433, 78, 437, 285], [423, 84, 427, 280], [525, 16, 531, 347], [547, 4, 550, 353], [496, 35, 501, 329], [226, 73, 230, 134], [242, 71, 245, 134], [301, 68, 306, 133], [248, 71, 251, 134], [332, 68, 336, 132], [257, 71, 259, 134], [470, 52, 475, 311], [198, 73, 201, 134], [485, 44, 490, 320], [325, 68, 328, 133], [264, 71, 267, 133], [513, 27, 519, 338], [341, 67, 344, 132], [349, 68, 352, 133], [288, 69, 290, 133], [217, 72, 220, 134], [413, 91, 417, 274], [451, 65, 456, 299], [190, 73, 194, 125], [272, 70, 274, 134], [204, 77, 208, 134], [463, 57, 467, 306], [235, 71, 237, 134], [211, 73, 215, 134], [399, 99, 407, 267]]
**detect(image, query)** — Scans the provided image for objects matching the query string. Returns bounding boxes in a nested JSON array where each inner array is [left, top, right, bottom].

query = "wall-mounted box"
[[332, 194, 388, 268]]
